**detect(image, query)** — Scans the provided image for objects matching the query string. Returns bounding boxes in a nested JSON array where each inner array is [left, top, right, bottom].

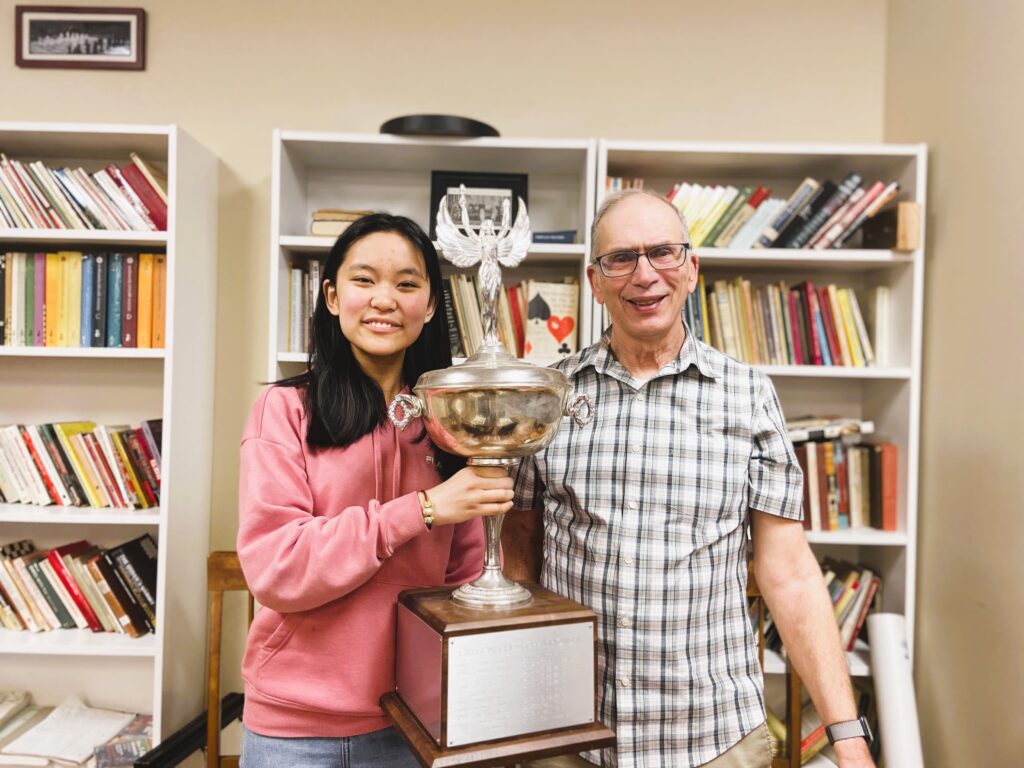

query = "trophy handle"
[[565, 393, 594, 427], [388, 394, 423, 431]]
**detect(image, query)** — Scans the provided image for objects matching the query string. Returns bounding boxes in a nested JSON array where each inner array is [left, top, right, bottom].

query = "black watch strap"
[[825, 715, 872, 745]]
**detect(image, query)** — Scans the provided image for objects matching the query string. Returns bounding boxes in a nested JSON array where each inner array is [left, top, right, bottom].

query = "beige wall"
[[885, 1, 1024, 765]]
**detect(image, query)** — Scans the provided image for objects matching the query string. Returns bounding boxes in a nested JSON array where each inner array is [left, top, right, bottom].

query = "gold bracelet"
[[416, 490, 434, 531]]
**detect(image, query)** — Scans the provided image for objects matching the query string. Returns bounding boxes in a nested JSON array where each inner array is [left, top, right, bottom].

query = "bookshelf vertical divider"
[[0, 123, 217, 742]]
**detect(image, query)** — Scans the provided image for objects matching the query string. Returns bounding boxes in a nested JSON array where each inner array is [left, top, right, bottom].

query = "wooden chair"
[[503, 510, 802, 768], [205, 551, 254, 768], [747, 566, 802, 768], [135, 551, 253, 767]]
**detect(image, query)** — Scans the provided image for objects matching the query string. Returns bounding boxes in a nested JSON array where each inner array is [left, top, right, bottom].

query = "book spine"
[[27, 558, 75, 628], [789, 173, 862, 249], [106, 254, 123, 347], [754, 178, 819, 248], [121, 254, 138, 347], [47, 548, 103, 631], [39, 423, 87, 507], [136, 253, 154, 348], [87, 556, 141, 637], [80, 254, 93, 347], [151, 254, 166, 347], [772, 181, 837, 249], [32, 253, 45, 346], [126, 430, 160, 503], [97, 552, 151, 634], [111, 549, 156, 627]]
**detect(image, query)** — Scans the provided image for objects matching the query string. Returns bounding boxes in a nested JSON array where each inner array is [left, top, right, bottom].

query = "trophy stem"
[[451, 511, 532, 609]]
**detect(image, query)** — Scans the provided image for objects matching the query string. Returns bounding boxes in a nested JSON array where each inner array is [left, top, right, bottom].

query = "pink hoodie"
[[237, 385, 484, 737]]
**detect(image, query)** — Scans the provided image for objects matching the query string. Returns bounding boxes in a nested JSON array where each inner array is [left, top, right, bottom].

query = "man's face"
[[588, 195, 699, 346]]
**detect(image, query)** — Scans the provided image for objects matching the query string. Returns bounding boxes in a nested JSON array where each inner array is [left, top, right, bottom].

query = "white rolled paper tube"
[[867, 613, 924, 768]]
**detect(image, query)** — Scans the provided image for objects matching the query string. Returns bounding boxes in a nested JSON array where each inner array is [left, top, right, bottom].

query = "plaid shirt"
[[513, 323, 803, 767]]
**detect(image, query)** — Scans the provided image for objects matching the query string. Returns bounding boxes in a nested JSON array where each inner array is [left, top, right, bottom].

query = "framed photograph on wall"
[[15, 6, 146, 70], [429, 170, 528, 239]]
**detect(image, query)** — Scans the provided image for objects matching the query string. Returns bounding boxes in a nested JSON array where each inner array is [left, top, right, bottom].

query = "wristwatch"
[[416, 490, 434, 531], [825, 716, 872, 746]]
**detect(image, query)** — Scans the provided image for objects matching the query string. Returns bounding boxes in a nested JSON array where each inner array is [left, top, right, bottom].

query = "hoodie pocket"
[[258, 612, 305, 666]]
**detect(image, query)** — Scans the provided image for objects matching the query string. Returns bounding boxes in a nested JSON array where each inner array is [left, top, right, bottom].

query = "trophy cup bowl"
[[389, 345, 592, 609]]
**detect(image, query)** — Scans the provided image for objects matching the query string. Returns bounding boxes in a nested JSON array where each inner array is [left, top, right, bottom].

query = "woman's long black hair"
[[275, 213, 465, 478]]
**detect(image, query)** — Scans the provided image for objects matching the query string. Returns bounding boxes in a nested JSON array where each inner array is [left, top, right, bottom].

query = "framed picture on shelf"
[[429, 170, 528, 239], [15, 6, 146, 70]]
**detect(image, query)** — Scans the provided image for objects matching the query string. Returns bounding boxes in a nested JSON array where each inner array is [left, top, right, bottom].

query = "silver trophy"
[[388, 187, 593, 609]]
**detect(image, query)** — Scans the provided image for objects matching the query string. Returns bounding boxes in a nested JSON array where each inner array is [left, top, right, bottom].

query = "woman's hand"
[[425, 466, 514, 526]]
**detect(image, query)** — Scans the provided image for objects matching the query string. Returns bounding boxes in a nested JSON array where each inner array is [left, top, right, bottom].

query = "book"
[[136, 253, 154, 348], [310, 219, 354, 237], [753, 178, 819, 248], [106, 254, 123, 348], [532, 230, 576, 244], [772, 180, 837, 248], [129, 153, 168, 204], [786, 173, 863, 249], [861, 200, 922, 251], [151, 254, 166, 347], [833, 181, 901, 248], [786, 417, 875, 444], [868, 442, 898, 531], [92, 253, 108, 347], [523, 280, 578, 359], [121, 254, 138, 347], [106, 535, 158, 628], [311, 208, 372, 222]]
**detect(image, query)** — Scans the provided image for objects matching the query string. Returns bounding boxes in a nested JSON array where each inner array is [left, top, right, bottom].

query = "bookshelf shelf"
[[754, 365, 912, 380], [804, 529, 909, 546], [0, 228, 168, 247], [270, 132, 596, 380], [699, 247, 913, 272], [0, 503, 161, 525], [0, 346, 165, 359], [764, 639, 871, 678], [0, 627, 158, 657], [0, 122, 217, 741], [280, 234, 586, 264]]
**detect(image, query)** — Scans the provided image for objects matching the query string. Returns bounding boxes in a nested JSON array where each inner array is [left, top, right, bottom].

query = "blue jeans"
[[240, 725, 420, 768]]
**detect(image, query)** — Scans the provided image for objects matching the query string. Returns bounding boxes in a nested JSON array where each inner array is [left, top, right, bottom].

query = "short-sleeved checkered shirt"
[[513, 322, 803, 768]]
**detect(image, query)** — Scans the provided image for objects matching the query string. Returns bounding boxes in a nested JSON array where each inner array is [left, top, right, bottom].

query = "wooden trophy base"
[[382, 691, 614, 768], [385, 583, 615, 767]]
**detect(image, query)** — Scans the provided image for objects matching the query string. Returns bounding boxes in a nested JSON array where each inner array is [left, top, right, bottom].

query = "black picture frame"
[[15, 6, 146, 70], [429, 170, 528, 239]]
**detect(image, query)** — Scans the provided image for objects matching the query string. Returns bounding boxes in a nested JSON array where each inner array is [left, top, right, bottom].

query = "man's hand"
[[832, 735, 876, 767]]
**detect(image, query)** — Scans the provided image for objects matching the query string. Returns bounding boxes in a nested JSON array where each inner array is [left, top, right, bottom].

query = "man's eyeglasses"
[[592, 243, 692, 278]]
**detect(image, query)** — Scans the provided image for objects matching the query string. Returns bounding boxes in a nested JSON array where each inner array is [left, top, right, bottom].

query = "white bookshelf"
[[0, 123, 217, 740], [269, 131, 596, 381], [597, 139, 927, 684]]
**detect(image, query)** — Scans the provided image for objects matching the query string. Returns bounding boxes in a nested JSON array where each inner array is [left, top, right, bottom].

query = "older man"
[[513, 190, 875, 768]]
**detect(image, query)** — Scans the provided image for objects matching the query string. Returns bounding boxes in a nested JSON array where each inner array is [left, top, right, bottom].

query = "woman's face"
[[324, 231, 436, 368]]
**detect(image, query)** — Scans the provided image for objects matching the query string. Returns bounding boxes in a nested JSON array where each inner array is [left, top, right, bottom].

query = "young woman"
[[237, 214, 511, 767]]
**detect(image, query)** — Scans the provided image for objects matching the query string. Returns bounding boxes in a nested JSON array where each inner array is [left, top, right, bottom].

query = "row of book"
[[760, 558, 882, 656], [443, 274, 580, 360], [0, 693, 152, 767], [0, 421, 162, 509], [0, 536, 157, 637], [793, 434, 898, 532], [684, 276, 890, 368], [766, 682, 880, 765], [0, 152, 167, 232], [0, 252, 167, 348], [308, 207, 371, 237], [665, 173, 902, 250]]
